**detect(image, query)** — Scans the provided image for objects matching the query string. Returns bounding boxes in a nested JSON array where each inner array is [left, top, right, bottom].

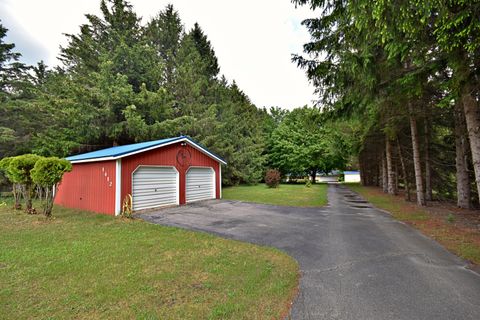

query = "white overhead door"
[[132, 166, 178, 211], [186, 167, 215, 203]]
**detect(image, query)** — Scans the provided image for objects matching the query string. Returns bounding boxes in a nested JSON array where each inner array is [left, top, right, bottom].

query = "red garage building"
[[55, 136, 227, 215]]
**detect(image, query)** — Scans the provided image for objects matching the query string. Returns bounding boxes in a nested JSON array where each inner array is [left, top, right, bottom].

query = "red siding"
[[55, 161, 116, 215], [121, 142, 220, 205]]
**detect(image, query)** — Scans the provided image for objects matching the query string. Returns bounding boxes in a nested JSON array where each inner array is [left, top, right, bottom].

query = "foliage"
[[7, 154, 40, 213], [446, 214, 455, 224], [0, 156, 12, 178], [6, 154, 40, 186], [265, 169, 281, 188], [268, 106, 348, 180], [0, 2, 271, 186], [1, 155, 71, 216], [0, 21, 29, 101], [31, 157, 72, 216], [30, 157, 72, 187], [294, 0, 480, 207], [0, 156, 21, 209]]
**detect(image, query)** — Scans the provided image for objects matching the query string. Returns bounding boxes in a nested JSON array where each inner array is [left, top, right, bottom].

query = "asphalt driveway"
[[140, 184, 480, 320]]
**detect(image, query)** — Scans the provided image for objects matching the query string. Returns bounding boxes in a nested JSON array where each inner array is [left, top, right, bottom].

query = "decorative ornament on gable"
[[176, 147, 191, 167]]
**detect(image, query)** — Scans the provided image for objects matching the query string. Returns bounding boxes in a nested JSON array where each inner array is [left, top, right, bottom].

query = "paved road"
[[140, 184, 480, 319]]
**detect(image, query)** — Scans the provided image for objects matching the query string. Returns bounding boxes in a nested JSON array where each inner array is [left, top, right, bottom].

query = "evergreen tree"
[[189, 23, 219, 79]]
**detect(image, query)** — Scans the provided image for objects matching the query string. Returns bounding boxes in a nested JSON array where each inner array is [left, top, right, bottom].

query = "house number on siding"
[[101, 167, 113, 187]]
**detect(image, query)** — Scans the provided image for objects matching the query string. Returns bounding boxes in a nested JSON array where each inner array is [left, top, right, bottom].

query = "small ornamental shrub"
[[446, 213, 455, 224], [265, 169, 281, 188], [8, 154, 41, 213], [31, 157, 72, 217], [305, 178, 312, 188], [0, 157, 22, 210]]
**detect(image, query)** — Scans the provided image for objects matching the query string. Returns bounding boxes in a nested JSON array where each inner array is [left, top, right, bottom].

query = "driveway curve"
[[140, 184, 480, 320]]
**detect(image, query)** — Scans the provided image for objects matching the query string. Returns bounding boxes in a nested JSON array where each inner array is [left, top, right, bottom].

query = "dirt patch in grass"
[[347, 184, 480, 266]]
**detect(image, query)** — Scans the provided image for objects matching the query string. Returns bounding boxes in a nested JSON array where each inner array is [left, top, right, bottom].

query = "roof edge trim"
[[68, 137, 227, 165]]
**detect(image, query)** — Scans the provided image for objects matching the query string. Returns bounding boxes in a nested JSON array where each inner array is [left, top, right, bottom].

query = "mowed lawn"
[[0, 202, 298, 319], [223, 183, 328, 207]]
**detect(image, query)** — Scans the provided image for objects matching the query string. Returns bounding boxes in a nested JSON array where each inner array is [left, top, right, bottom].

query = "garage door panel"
[[133, 184, 178, 191], [133, 193, 178, 202], [132, 166, 178, 211], [186, 167, 215, 203]]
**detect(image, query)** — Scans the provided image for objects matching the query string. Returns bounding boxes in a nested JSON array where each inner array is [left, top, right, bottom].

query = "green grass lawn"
[[0, 200, 298, 319], [222, 183, 328, 207]]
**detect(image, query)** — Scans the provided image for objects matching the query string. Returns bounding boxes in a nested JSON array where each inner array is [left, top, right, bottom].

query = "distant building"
[[316, 170, 341, 183], [316, 175, 339, 183], [344, 171, 361, 183]]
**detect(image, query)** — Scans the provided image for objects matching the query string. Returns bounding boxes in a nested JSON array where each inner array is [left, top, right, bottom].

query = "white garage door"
[[132, 166, 178, 211], [186, 167, 215, 203]]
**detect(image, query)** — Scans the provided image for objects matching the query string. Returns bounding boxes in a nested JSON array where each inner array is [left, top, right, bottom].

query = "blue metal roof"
[[343, 171, 360, 175], [66, 136, 226, 164]]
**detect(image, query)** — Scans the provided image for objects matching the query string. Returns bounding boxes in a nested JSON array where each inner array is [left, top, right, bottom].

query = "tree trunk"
[[397, 138, 411, 202], [12, 183, 22, 210], [386, 138, 397, 195], [454, 100, 472, 209], [461, 81, 480, 206], [377, 155, 382, 187], [382, 151, 388, 193], [311, 170, 317, 184], [409, 106, 426, 206], [424, 117, 432, 201], [24, 184, 33, 212], [395, 162, 399, 193], [44, 185, 54, 217]]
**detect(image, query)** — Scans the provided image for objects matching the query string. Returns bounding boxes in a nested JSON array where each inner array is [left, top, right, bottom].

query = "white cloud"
[[0, 0, 317, 109]]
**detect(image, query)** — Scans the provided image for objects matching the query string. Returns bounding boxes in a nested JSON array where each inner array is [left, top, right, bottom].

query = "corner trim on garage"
[[115, 159, 122, 216]]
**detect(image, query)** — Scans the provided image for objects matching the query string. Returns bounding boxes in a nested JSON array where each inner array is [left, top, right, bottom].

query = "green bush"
[[0, 155, 71, 216], [5, 154, 41, 212], [31, 157, 72, 217], [0, 158, 20, 208], [446, 213, 455, 223], [305, 178, 312, 188]]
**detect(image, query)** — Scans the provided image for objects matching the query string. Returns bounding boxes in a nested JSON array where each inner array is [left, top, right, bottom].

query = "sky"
[[0, 0, 317, 109]]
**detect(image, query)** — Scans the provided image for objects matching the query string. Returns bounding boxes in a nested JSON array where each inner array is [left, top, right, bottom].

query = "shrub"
[[0, 157, 21, 209], [265, 169, 281, 188], [31, 157, 72, 217], [446, 213, 455, 224], [305, 178, 312, 188], [7, 154, 41, 213]]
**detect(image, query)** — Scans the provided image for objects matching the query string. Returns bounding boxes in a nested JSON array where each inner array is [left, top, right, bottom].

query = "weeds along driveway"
[[140, 184, 480, 320]]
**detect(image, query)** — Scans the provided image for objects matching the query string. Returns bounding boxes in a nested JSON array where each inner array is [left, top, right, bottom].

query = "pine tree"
[[189, 23, 219, 79]]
